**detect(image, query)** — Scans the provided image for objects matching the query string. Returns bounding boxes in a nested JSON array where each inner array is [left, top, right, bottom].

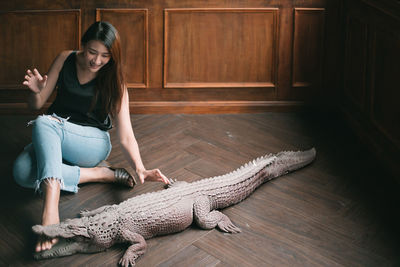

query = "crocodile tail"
[[200, 149, 315, 209], [265, 148, 316, 181]]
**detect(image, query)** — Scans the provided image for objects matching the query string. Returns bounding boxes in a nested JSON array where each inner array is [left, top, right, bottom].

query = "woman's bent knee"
[[13, 154, 32, 188], [12, 145, 36, 189]]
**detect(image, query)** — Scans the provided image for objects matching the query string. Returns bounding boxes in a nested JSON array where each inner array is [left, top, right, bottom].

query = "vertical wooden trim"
[[274, 8, 280, 98], [163, 9, 169, 90], [144, 9, 149, 89], [77, 9, 82, 50]]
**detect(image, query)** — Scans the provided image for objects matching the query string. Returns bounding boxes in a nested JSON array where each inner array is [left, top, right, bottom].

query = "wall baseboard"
[[0, 101, 307, 115], [129, 101, 306, 114]]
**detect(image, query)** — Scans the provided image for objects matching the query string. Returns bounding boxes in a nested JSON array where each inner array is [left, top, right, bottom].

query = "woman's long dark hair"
[[81, 21, 125, 118]]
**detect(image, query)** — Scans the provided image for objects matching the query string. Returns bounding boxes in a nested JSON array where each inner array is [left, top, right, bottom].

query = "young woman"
[[12, 21, 170, 252]]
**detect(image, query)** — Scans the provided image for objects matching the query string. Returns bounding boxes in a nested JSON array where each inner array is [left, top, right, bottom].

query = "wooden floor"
[[0, 113, 399, 266]]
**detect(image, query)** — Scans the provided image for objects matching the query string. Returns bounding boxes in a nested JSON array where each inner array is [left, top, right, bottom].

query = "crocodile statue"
[[32, 148, 316, 266]]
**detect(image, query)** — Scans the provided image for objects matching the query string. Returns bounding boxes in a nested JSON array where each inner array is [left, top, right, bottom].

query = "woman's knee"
[[32, 115, 52, 130], [12, 146, 36, 189], [13, 154, 29, 187], [31, 115, 62, 145]]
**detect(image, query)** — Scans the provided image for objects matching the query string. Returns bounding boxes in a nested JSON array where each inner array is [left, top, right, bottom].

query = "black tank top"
[[47, 51, 112, 131]]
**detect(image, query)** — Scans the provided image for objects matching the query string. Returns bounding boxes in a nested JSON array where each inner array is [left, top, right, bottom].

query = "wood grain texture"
[[0, 113, 399, 266]]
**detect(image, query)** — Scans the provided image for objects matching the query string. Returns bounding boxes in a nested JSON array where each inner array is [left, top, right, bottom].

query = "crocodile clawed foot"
[[217, 220, 241, 234], [119, 255, 136, 267]]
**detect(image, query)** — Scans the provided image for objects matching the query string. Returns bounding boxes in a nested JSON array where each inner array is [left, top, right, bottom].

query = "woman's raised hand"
[[23, 68, 48, 94]]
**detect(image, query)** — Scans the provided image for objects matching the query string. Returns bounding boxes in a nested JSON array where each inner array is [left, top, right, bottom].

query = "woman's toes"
[[36, 236, 58, 252], [35, 243, 41, 252], [40, 242, 46, 252], [36, 236, 44, 252], [46, 240, 51, 250]]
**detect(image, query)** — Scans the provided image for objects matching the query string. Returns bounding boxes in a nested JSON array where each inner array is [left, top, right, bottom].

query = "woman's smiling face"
[[83, 40, 111, 72]]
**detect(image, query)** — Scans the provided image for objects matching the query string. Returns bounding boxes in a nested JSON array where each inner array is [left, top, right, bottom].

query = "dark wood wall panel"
[[96, 9, 148, 88], [343, 16, 368, 111], [164, 8, 278, 89], [292, 8, 325, 95], [341, 0, 400, 181], [0, 10, 80, 90], [371, 28, 400, 148]]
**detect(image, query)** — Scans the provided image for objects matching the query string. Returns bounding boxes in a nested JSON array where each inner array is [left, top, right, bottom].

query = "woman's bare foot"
[[35, 209, 60, 252], [36, 179, 61, 252]]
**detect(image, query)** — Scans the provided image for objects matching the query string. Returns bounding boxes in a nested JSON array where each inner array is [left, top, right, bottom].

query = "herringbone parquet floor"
[[0, 113, 399, 266]]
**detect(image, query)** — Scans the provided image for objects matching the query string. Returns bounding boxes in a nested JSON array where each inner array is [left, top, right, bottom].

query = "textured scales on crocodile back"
[[32, 148, 316, 267]]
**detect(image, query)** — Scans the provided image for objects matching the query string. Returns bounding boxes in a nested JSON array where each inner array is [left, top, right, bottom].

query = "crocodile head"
[[32, 218, 105, 259], [32, 237, 104, 260]]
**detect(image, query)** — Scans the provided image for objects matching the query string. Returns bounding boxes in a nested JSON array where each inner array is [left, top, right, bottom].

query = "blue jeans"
[[13, 114, 112, 193]]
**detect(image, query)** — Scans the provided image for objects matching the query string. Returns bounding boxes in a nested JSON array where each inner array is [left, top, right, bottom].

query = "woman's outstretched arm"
[[23, 51, 72, 110], [114, 88, 170, 185]]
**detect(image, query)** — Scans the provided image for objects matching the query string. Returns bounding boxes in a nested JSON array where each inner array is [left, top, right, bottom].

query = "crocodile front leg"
[[193, 196, 241, 233], [118, 230, 147, 267]]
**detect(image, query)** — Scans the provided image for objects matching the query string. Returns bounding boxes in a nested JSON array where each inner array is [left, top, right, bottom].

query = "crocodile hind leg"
[[193, 196, 241, 233]]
